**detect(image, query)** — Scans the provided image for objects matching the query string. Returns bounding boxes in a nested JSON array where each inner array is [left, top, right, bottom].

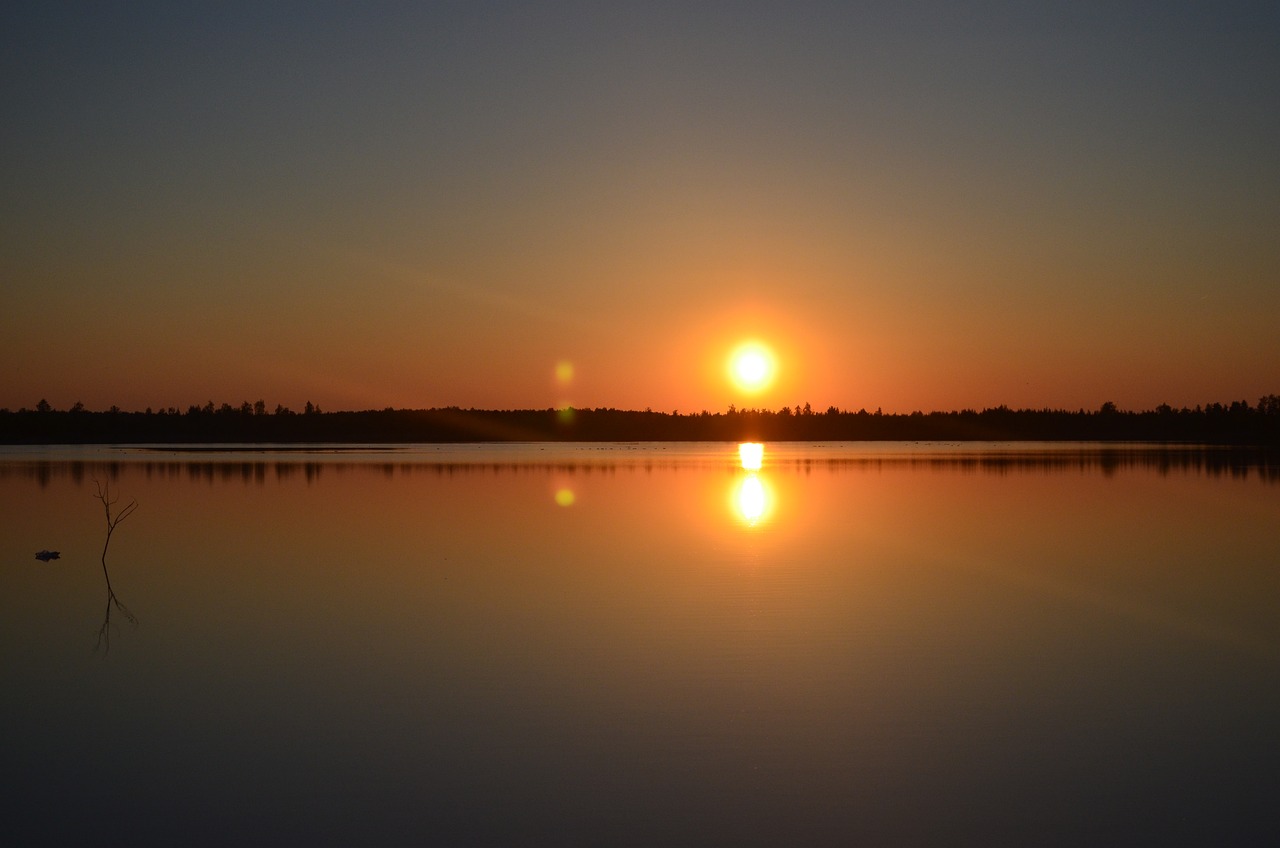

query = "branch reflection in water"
[[92, 479, 137, 653]]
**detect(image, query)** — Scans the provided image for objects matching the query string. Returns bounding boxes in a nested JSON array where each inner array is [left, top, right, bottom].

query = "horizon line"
[[9, 396, 1279, 418]]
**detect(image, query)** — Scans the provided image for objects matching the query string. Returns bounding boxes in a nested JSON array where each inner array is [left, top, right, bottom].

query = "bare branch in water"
[[92, 480, 137, 653], [94, 479, 138, 561]]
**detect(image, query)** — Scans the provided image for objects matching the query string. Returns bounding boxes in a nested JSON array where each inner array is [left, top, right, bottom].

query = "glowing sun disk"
[[729, 342, 776, 393]]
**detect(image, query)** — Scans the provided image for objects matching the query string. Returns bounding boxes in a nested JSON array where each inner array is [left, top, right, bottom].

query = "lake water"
[[2, 442, 1277, 845]]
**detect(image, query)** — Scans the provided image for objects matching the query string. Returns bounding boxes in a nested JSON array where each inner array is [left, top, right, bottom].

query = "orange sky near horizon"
[[2, 3, 1277, 415]]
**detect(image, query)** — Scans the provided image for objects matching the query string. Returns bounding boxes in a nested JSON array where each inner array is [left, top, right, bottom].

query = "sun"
[[728, 341, 776, 393]]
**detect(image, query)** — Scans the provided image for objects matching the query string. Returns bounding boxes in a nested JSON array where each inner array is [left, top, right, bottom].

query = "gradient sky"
[[3, 1, 1277, 414]]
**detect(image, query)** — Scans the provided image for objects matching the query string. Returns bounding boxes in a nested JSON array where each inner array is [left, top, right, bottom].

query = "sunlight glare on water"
[[2, 442, 1277, 846], [733, 443, 771, 526], [735, 474, 768, 525]]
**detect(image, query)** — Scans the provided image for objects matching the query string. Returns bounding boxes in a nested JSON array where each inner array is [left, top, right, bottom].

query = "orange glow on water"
[[732, 443, 772, 526], [734, 474, 771, 525]]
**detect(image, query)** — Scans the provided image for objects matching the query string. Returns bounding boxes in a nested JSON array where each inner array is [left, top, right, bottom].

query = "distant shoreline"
[[2, 401, 1277, 445]]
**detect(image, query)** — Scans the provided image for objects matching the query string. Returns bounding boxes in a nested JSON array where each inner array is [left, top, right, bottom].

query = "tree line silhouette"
[[3, 396, 1278, 444]]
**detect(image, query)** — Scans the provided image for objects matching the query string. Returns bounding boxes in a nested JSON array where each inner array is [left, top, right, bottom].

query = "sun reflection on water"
[[733, 443, 772, 526], [737, 474, 768, 524]]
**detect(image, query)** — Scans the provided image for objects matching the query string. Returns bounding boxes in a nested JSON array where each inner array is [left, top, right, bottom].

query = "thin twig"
[[92, 480, 138, 652]]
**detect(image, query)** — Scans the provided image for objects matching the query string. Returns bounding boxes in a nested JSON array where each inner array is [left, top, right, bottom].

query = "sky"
[[3, 1, 1277, 414]]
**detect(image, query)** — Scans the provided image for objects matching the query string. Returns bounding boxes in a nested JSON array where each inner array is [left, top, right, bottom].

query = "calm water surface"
[[2, 442, 1277, 845]]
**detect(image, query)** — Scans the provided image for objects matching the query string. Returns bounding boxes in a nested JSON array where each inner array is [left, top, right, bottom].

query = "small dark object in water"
[[35, 550, 61, 562]]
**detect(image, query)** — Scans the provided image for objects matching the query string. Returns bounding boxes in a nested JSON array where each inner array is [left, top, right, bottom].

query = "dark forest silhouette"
[[3, 396, 1278, 444]]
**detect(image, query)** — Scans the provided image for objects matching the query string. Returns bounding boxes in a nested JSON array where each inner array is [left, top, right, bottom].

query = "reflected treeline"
[[2, 446, 1277, 485], [3, 398, 1279, 444], [770, 447, 1280, 482], [0, 458, 672, 487]]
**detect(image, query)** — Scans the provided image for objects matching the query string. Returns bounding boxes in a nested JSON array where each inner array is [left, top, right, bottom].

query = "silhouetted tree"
[[1, 395, 1277, 444]]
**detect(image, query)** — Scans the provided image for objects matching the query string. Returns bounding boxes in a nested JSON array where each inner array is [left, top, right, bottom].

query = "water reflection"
[[92, 480, 137, 653], [1, 443, 1275, 486], [734, 442, 773, 526], [3, 442, 1278, 844], [735, 474, 768, 525]]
